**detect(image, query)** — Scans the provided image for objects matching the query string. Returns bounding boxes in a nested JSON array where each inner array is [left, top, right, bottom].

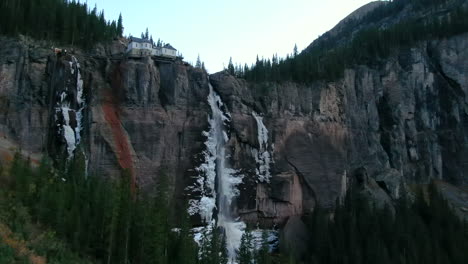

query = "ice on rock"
[[252, 112, 273, 182], [199, 196, 217, 223], [61, 107, 76, 157], [187, 84, 245, 263], [69, 61, 74, 74], [55, 56, 86, 159]]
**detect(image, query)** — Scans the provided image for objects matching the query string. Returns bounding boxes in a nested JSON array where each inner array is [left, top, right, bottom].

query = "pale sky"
[[86, 0, 376, 73]]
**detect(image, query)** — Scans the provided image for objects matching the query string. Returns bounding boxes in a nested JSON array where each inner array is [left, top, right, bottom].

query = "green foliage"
[[0, 0, 122, 49], [169, 203, 198, 264], [227, 57, 235, 75], [198, 225, 229, 264], [237, 230, 253, 264], [0, 242, 16, 263], [1, 154, 200, 264], [1, 155, 278, 264], [3, 153, 466, 264], [240, 0, 468, 84], [255, 231, 273, 264], [303, 183, 468, 264]]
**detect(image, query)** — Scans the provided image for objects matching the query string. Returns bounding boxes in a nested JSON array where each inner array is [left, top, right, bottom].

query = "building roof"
[[129, 36, 152, 44], [163, 43, 177, 51]]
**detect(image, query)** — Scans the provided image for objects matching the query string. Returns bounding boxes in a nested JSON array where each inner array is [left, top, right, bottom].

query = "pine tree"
[[219, 235, 229, 264], [256, 231, 272, 264], [172, 202, 197, 264], [227, 57, 235, 75], [196, 54, 202, 68], [199, 226, 214, 264], [237, 230, 253, 264], [117, 13, 123, 37]]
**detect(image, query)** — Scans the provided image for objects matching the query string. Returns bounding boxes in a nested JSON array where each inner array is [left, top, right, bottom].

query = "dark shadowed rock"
[[279, 216, 309, 259]]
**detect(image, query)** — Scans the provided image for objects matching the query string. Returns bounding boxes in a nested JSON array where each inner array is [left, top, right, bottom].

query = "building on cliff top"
[[126, 37, 177, 59]]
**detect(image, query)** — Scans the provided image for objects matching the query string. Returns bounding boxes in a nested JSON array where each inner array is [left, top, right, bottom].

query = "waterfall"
[[55, 56, 85, 159], [188, 84, 245, 263], [252, 112, 272, 183]]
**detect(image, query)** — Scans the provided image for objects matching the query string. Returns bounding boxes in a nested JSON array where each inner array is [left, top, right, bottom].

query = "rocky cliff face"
[[0, 31, 467, 227], [0, 35, 211, 200], [210, 33, 468, 226]]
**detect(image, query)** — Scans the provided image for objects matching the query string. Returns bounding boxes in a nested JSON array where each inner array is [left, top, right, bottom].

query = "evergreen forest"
[[303, 184, 468, 264], [0, 154, 466, 263], [0, 0, 123, 49], [230, 0, 468, 83]]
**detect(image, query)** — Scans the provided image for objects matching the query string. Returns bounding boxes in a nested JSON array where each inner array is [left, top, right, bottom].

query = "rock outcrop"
[[209, 33, 468, 225], [0, 28, 467, 228], [0, 36, 211, 203]]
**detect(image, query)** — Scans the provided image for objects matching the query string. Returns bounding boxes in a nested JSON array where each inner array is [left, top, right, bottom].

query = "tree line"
[[0, 153, 279, 264], [2, 153, 467, 263], [302, 182, 468, 264], [0, 0, 123, 49], [0, 153, 196, 264], [235, 0, 468, 83]]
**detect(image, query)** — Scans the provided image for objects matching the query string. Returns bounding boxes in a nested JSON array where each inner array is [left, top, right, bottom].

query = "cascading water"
[[188, 84, 244, 263]]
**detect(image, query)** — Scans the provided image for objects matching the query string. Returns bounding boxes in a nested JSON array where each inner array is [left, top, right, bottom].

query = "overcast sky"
[[86, 0, 375, 73]]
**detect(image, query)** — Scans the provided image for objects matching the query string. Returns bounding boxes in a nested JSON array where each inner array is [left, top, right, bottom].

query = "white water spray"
[[188, 84, 245, 263]]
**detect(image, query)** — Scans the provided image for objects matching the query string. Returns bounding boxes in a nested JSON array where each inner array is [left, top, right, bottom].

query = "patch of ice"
[[54, 56, 86, 160], [69, 61, 74, 74], [199, 196, 217, 223], [252, 112, 272, 182], [75, 57, 84, 105], [62, 108, 76, 157]]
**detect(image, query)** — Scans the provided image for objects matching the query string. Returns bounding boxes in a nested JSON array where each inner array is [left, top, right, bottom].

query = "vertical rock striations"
[[0, 31, 467, 228]]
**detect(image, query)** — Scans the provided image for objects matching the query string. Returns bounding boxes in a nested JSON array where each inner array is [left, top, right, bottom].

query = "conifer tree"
[[256, 231, 272, 264], [196, 54, 202, 68], [237, 230, 253, 264], [227, 57, 235, 75], [117, 13, 123, 37]]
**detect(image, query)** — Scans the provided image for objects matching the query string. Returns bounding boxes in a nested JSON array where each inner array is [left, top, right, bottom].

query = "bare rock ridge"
[[0, 6, 467, 228]]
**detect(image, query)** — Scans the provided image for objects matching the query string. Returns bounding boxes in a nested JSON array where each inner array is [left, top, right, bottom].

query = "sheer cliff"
[[0, 3, 467, 230], [211, 32, 468, 225]]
